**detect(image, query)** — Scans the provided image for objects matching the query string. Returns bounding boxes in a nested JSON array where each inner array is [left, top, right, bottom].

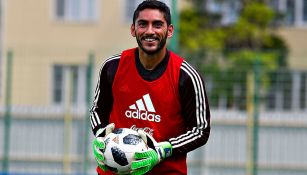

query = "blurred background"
[[0, 0, 307, 175]]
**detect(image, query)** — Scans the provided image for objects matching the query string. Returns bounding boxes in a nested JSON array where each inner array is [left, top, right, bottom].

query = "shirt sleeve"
[[90, 55, 120, 136], [168, 61, 211, 155]]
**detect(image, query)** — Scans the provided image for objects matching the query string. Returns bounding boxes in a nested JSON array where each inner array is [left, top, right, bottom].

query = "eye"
[[137, 21, 147, 28], [153, 22, 163, 28]]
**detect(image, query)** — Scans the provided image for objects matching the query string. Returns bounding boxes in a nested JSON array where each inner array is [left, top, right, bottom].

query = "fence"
[[0, 50, 307, 175], [187, 60, 307, 175]]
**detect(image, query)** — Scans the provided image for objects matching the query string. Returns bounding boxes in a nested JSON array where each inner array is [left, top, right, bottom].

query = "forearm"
[[90, 56, 118, 135], [170, 126, 210, 155], [171, 62, 211, 156], [90, 106, 106, 135]]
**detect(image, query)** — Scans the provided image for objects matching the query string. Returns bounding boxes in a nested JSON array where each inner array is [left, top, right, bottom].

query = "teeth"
[[144, 38, 155, 42]]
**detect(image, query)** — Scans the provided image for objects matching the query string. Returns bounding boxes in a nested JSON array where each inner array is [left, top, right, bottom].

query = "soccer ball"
[[103, 128, 148, 174]]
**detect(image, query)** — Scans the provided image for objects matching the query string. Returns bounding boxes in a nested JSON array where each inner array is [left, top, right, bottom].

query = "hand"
[[92, 123, 115, 172], [131, 130, 172, 175]]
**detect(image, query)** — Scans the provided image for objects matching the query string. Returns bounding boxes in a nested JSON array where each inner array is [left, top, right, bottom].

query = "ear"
[[131, 24, 136, 37], [167, 24, 174, 38]]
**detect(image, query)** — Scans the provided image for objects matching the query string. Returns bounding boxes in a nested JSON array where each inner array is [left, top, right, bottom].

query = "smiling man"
[[91, 1, 211, 175]]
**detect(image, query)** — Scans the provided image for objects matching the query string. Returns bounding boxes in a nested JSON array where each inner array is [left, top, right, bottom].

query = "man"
[[91, 0, 211, 174]]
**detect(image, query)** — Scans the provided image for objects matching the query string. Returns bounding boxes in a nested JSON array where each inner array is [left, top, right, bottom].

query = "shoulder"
[[180, 61, 202, 77], [100, 53, 121, 70], [179, 60, 204, 86], [169, 51, 184, 65], [98, 53, 121, 83], [102, 48, 136, 68], [168, 52, 203, 84], [97, 53, 122, 85]]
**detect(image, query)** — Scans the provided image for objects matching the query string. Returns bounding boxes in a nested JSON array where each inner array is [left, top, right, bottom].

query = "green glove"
[[131, 130, 172, 175], [92, 123, 115, 172]]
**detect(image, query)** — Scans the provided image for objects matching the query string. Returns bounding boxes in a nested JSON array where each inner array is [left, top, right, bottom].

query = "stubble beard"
[[136, 32, 168, 55]]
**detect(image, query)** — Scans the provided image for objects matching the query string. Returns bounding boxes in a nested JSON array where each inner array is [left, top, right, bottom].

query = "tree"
[[179, 0, 288, 109], [179, 0, 288, 67]]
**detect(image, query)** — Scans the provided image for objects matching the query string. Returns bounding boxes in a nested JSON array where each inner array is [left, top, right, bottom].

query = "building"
[[272, 0, 307, 70], [0, 0, 135, 108], [0, 0, 190, 109]]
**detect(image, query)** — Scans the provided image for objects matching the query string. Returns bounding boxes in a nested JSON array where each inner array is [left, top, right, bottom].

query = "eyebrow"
[[137, 19, 165, 24]]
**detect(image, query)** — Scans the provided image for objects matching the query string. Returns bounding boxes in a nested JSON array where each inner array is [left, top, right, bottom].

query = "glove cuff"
[[157, 142, 172, 161], [95, 123, 115, 137]]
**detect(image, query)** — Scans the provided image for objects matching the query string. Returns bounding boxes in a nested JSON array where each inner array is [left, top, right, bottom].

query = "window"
[[205, 0, 240, 25], [285, 0, 295, 25], [54, 0, 98, 22], [273, 0, 307, 26], [255, 0, 307, 26], [55, 0, 65, 18], [0, 0, 2, 98], [269, 0, 279, 8], [304, 0, 307, 21], [53, 65, 64, 104], [124, 0, 172, 23], [52, 65, 87, 106]]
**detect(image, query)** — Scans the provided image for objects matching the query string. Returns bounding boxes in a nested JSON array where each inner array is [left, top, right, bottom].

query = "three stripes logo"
[[125, 94, 161, 122]]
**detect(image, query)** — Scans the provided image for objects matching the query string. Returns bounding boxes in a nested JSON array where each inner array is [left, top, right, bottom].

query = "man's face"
[[131, 9, 173, 55]]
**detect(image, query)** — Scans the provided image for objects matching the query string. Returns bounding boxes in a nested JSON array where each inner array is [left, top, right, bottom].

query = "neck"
[[138, 48, 167, 70]]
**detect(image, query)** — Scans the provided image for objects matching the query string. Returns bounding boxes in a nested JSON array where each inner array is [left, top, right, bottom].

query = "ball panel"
[[123, 134, 142, 145], [113, 128, 124, 134], [103, 128, 148, 173], [111, 146, 129, 166]]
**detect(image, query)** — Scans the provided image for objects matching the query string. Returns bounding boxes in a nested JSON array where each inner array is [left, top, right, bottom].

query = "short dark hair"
[[133, 0, 172, 26]]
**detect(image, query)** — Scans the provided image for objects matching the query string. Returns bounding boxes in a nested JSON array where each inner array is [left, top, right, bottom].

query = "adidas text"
[[125, 110, 161, 122]]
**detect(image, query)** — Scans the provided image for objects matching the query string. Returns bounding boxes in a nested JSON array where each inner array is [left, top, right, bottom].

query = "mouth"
[[142, 36, 159, 43]]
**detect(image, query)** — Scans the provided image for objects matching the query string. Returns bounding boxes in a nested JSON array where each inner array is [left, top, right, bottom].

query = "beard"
[[135, 32, 168, 55]]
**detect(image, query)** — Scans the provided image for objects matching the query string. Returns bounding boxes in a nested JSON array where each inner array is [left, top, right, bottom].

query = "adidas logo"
[[125, 94, 161, 123]]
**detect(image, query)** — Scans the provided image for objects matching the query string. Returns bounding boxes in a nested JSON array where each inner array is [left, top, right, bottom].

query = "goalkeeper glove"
[[92, 123, 115, 172], [131, 130, 172, 175]]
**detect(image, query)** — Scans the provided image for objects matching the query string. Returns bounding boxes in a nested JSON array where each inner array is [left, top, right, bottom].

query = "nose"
[[146, 24, 155, 34]]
